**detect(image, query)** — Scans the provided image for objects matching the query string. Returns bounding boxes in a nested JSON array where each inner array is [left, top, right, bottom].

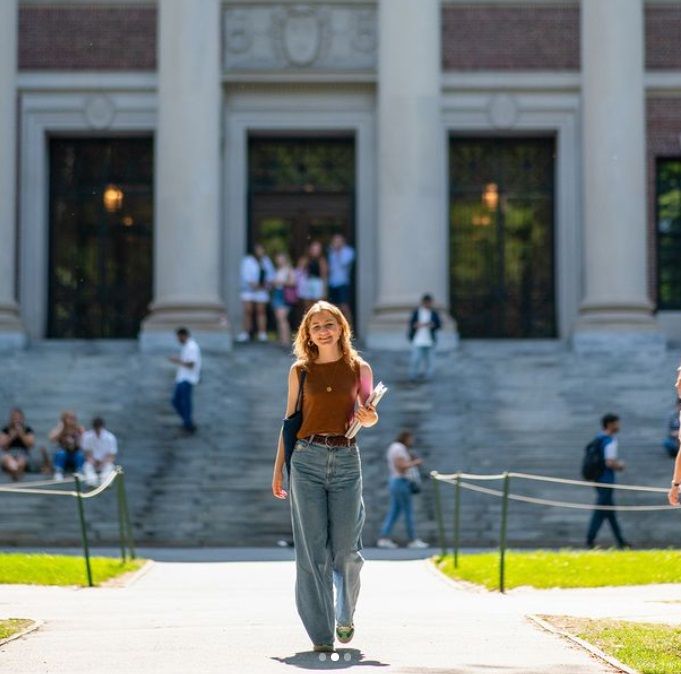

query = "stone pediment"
[[223, 3, 376, 73]]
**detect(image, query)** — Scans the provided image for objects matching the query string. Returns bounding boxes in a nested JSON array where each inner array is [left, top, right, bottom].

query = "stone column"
[[573, 0, 663, 353], [141, 0, 231, 351], [0, 0, 26, 349], [367, 0, 457, 350]]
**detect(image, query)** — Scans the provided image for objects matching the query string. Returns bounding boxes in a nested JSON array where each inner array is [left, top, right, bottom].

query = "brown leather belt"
[[306, 434, 356, 448]]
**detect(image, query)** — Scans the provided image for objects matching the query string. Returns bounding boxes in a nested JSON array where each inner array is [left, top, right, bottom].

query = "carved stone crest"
[[273, 6, 330, 67], [84, 94, 116, 130], [223, 4, 375, 73], [224, 9, 253, 54]]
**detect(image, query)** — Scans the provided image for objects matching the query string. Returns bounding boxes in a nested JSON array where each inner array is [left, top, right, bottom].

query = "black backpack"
[[581, 436, 607, 481]]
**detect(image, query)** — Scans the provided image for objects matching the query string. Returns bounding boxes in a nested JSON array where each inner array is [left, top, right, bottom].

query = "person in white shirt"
[[169, 327, 201, 433], [328, 234, 355, 324], [376, 431, 429, 549], [408, 294, 442, 382], [82, 417, 117, 487], [236, 243, 275, 343]]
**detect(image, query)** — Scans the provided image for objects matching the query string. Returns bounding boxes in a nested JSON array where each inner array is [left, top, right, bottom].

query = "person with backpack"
[[584, 413, 630, 549]]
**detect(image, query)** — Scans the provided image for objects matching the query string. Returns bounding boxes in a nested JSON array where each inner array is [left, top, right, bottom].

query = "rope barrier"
[[0, 470, 117, 498], [455, 480, 677, 512], [0, 476, 76, 491], [433, 470, 670, 493], [0, 465, 135, 586], [430, 469, 681, 593]]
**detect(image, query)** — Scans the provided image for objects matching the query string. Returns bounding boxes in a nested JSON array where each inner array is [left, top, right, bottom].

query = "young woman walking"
[[272, 300, 378, 652]]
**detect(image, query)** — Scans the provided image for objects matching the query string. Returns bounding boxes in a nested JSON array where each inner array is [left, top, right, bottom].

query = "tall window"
[[48, 138, 153, 338], [449, 137, 556, 338], [656, 159, 681, 310]]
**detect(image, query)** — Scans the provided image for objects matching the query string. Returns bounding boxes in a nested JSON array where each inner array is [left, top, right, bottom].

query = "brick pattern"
[[18, 5, 156, 71], [647, 98, 681, 304], [646, 6, 681, 70], [441, 5, 580, 71]]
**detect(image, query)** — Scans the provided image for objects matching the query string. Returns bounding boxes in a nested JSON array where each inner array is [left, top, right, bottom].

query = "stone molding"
[[223, 3, 376, 72], [18, 84, 156, 339]]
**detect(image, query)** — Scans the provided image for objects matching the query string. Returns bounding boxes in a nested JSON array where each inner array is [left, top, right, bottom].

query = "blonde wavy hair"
[[293, 301, 360, 369]]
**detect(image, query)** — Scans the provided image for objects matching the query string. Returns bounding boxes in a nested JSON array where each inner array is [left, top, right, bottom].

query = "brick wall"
[[646, 5, 681, 70], [441, 4, 580, 70], [647, 99, 681, 303], [442, 5, 681, 71], [18, 5, 156, 70]]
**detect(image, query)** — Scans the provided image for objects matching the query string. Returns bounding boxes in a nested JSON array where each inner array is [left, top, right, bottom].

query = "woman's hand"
[[354, 404, 378, 428], [668, 485, 680, 506], [272, 470, 288, 500]]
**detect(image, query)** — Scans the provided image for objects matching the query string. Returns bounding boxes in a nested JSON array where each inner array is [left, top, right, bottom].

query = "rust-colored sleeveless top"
[[296, 358, 360, 439]]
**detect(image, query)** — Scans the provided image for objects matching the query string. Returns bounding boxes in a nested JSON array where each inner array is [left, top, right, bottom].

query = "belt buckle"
[[323, 435, 334, 449]]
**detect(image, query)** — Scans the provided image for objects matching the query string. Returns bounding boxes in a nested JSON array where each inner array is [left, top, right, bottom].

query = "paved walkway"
[[0, 549, 622, 674]]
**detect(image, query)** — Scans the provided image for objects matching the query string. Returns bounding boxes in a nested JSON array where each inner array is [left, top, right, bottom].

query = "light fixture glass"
[[103, 184, 124, 212], [482, 183, 499, 210]]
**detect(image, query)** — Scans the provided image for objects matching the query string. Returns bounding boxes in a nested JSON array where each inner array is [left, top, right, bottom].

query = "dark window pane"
[[48, 138, 153, 338], [449, 138, 556, 338], [656, 159, 681, 310]]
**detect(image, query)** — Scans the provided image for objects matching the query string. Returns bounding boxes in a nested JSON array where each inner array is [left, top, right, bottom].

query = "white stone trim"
[[223, 85, 376, 340], [18, 72, 157, 92], [443, 71, 681, 94], [442, 90, 582, 340], [223, 72, 376, 83], [442, 71, 580, 92], [19, 89, 156, 338]]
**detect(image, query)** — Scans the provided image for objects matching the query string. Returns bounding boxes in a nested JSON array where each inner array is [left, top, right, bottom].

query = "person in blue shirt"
[[586, 413, 630, 549]]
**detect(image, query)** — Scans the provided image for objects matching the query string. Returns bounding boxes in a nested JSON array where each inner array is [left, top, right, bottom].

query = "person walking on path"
[[407, 294, 441, 382], [271, 300, 378, 653], [169, 327, 201, 434], [586, 413, 630, 549], [376, 431, 428, 549]]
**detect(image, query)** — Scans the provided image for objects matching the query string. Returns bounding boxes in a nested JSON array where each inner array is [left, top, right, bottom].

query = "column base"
[[0, 304, 27, 351], [139, 300, 232, 353], [366, 305, 459, 352], [572, 305, 665, 355]]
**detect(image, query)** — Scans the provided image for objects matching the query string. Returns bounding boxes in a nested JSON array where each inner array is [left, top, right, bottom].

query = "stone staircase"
[[0, 340, 679, 548]]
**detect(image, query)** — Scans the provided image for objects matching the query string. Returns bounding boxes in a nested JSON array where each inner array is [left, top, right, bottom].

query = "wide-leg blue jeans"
[[289, 440, 365, 646]]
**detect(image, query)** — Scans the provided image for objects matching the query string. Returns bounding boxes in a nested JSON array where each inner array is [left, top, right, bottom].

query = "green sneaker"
[[336, 624, 354, 644], [313, 644, 335, 653]]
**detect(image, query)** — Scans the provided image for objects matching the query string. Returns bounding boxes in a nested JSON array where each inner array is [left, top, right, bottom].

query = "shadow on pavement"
[[271, 648, 389, 669]]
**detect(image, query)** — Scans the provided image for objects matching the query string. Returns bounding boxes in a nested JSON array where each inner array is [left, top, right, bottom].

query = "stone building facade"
[[1, 0, 681, 352]]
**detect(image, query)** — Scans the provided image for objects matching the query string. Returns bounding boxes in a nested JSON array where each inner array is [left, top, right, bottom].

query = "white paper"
[[345, 381, 388, 439]]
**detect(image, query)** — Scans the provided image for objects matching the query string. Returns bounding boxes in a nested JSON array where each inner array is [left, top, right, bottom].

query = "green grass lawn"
[[546, 616, 681, 674], [0, 619, 34, 641], [435, 549, 681, 590], [0, 553, 143, 587]]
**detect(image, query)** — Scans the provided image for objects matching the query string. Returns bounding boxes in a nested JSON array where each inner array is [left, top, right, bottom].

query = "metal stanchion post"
[[453, 473, 461, 569], [118, 469, 136, 560], [115, 468, 127, 562], [74, 474, 94, 587], [431, 472, 448, 556], [499, 472, 510, 594]]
